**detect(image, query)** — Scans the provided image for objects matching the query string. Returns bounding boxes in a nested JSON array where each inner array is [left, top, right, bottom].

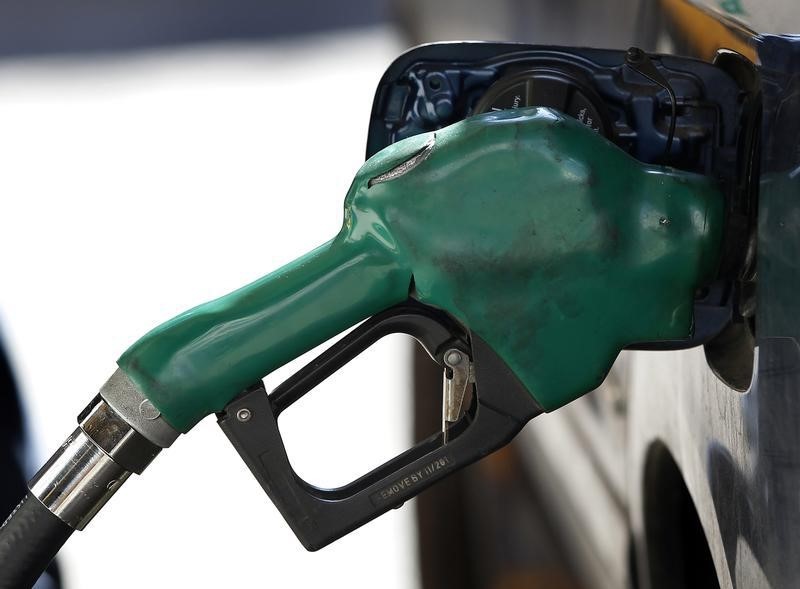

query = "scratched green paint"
[[118, 108, 723, 432]]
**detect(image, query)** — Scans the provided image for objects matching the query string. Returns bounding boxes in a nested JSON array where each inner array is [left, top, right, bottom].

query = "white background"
[[0, 27, 422, 588]]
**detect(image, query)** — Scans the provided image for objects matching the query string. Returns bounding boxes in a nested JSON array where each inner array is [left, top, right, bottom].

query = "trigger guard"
[[216, 299, 542, 550]]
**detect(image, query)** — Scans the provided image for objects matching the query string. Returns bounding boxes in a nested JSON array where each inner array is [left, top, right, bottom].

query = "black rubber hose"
[[0, 494, 73, 589]]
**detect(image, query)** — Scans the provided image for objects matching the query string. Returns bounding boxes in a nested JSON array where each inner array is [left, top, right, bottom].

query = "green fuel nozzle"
[[121, 106, 723, 432], [1, 107, 724, 582]]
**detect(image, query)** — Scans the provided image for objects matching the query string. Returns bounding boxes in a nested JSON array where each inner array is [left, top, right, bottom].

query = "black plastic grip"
[[0, 494, 73, 589], [218, 300, 543, 550]]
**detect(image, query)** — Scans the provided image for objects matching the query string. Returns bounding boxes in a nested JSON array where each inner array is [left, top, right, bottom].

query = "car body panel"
[[521, 9, 800, 587]]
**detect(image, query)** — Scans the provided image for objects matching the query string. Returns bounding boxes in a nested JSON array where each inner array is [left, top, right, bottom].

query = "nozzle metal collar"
[[100, 369, 180, 448]]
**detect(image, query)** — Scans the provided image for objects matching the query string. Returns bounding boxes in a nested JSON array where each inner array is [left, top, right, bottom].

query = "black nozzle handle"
[[217, 300, 542, 550]]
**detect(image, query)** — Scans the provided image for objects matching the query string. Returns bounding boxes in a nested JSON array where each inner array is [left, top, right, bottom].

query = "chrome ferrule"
[[29, 386, 173, 530], [29, 427, 131, 530]]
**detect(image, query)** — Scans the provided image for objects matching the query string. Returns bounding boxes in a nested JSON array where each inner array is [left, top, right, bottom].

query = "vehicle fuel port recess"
[[474, 70, 609, 137]]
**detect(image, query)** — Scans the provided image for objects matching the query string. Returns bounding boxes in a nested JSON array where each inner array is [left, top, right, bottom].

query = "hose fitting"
[[29, 392, 164, 530], [29, 427, 131, 530], [0, 376, 180, 586]]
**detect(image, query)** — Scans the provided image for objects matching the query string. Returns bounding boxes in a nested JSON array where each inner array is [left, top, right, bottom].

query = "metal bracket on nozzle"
[[442, 348, 475, 443]]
